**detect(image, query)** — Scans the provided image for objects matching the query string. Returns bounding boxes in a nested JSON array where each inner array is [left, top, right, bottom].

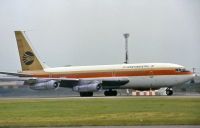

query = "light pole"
[[123, 33, 130, 95], [123, 33, 129, 64]]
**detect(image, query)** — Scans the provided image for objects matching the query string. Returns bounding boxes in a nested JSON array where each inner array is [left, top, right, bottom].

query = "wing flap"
[[101, 77, 129, 87]]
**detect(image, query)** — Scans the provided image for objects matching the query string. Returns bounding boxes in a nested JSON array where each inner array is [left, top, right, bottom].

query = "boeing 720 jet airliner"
[[0, 31, 194, 96]]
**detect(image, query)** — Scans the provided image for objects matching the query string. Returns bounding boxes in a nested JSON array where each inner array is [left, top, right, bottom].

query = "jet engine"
[[29, 80, 60, 90], [73, 81, 101, 92]]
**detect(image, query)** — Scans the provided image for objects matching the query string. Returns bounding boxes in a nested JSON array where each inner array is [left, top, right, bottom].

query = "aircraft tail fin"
[[15, 31, 45, 71]]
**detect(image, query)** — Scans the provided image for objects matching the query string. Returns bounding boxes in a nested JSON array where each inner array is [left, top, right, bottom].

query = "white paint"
[[122, 74, 194, 89], [44, 63, 193, 90], [44, 63, 183, 72]]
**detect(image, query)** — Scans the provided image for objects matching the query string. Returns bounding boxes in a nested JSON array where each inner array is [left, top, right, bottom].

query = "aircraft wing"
[[59, 77, 129, 88], [0, 72, 32, 77], [0, 76, 79, 85], [0, 76, 30, 81], [89, 77, 129, 87], [0, 75, 129, 88]]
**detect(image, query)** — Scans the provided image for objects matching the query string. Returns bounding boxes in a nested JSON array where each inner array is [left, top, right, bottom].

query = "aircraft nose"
[[185, 71, 195, 81], [190, 72, 196, 79], [191, 72, 196, 79], [189, 73, 197, 84]]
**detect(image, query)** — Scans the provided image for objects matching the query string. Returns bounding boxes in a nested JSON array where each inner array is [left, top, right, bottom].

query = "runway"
[[0, 95, 199, 100]]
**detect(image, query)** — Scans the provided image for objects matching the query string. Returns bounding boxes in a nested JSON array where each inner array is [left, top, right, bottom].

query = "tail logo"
[[23, 51, 35, 65]]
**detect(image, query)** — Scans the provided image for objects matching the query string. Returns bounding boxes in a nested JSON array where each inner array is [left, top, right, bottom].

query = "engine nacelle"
[[73, 82, 101, 92], [29, 80, 59, 90]]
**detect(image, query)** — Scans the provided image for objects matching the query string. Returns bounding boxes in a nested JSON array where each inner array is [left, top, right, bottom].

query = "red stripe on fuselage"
[[29, 69, 193, 78]]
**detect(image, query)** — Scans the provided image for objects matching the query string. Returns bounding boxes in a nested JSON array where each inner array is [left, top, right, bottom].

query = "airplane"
[[0, 31, 194, 97]]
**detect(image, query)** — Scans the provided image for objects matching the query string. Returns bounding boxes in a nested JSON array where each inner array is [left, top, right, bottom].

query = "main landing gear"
[[166, 88, 173, 96], [104, 89, 118, 96], [80, 92, 93, 97]]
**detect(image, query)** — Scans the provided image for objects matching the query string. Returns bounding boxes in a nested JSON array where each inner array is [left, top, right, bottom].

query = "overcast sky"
[[0, 0, 199, 72]]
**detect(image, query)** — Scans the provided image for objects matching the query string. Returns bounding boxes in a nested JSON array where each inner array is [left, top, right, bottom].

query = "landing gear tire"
[[80, 92, 93, 97], [104, 90, 117, 96], [166, 88, 173, 96]]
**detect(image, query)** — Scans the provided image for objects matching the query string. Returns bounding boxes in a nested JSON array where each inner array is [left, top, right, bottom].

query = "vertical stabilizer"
[[15, 31, 45, 71]]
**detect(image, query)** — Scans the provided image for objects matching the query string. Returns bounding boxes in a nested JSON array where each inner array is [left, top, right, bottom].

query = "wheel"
[[104, 91, 109, 96], [104, 90, 117, 96], [112, 90, 117, 96], [80, 92, 93, 97], [169, 90, 173, 95], [166, 88, 173, 96]]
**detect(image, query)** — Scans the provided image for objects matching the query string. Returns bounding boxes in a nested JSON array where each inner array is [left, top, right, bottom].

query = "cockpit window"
[[175, 68, 190, 72]]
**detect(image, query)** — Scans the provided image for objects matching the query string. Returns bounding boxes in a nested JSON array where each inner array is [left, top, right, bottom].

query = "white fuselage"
[[25, 63, 194, 90]]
